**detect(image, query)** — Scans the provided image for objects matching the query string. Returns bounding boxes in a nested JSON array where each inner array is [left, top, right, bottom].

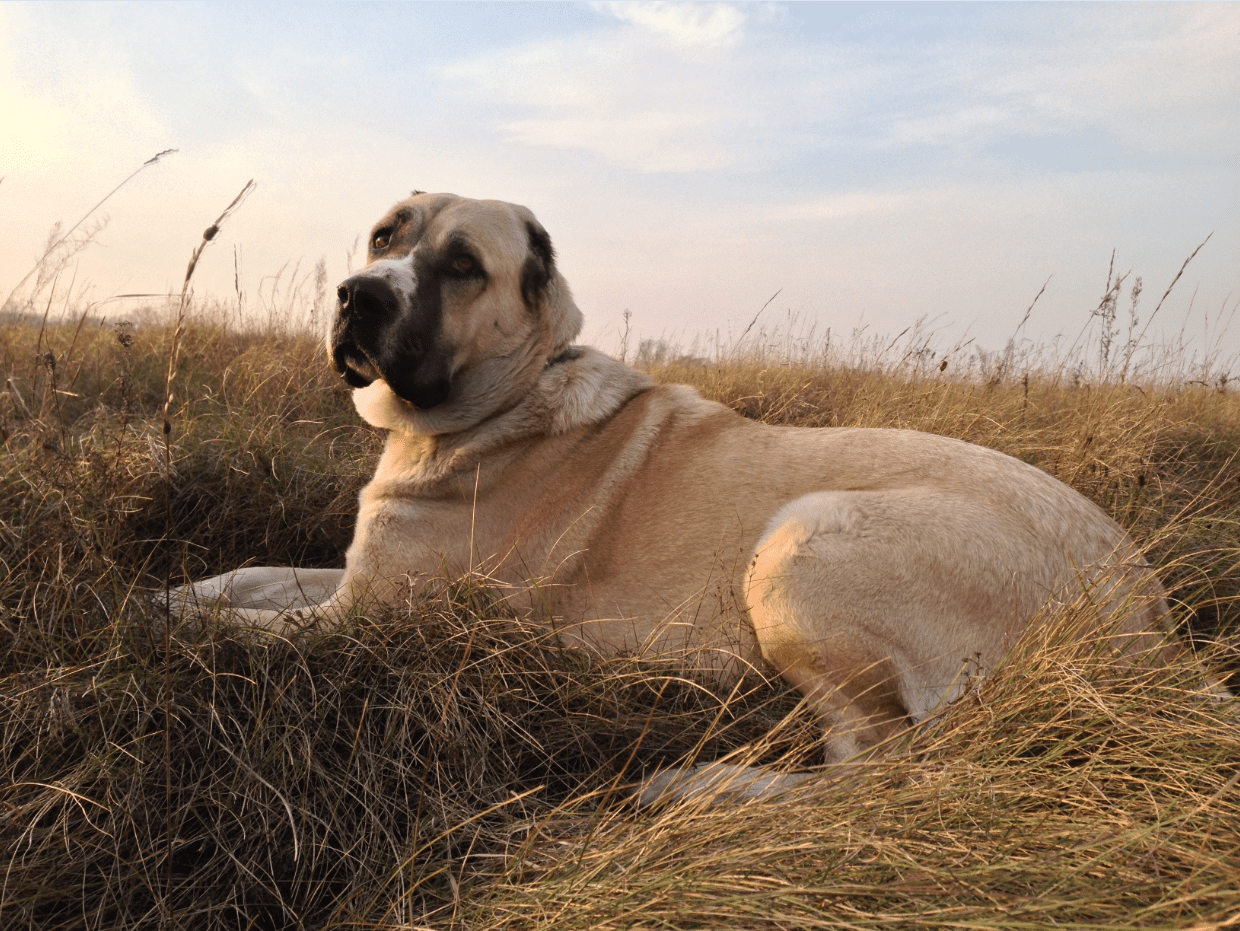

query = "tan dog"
[[175, 192, 1179, 801]]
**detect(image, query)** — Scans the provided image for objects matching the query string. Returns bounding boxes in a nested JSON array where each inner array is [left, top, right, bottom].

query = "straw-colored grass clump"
[[2, 226, 1239, 927]]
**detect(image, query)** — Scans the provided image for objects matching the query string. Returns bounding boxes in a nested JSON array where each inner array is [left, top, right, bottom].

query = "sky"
[[2, 1, 1238, 366]]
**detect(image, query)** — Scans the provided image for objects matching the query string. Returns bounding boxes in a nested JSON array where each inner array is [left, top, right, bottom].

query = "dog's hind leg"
[[637, 493, 941, 808], [637, 489, 1028, 807], [745, 492, 939, 763]]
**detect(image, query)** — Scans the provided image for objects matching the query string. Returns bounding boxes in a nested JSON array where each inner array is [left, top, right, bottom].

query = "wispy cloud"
[[504, 114, 734, 173], [591, 1, 746, 49], [437, 8, 864, 174], [438, 34, 771, 172], [0, 5, 166, 176], [440, 3, 1239, 178]]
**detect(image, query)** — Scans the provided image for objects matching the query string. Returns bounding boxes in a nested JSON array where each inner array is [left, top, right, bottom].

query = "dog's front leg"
[[166, 567, 348, 637], [212, 603, 335, 638]]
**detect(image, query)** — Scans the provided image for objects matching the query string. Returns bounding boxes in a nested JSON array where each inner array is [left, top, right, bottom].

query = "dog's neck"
[[533, 347, 653, 436], [545, 345, 585, 368], [358, 349, 653, 488]]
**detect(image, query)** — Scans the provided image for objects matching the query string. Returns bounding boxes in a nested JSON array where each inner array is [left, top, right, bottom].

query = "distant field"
[[2, 176, 1239, 929], [2, 294, 1237, 930]]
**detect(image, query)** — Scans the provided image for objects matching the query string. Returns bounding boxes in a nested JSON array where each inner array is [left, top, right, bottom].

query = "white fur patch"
[[359, 256, 417, 294], [352, 380, 416, 432]]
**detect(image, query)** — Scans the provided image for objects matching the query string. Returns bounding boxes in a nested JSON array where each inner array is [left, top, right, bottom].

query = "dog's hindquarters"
[[745, 487, 1171, 762], [637, 485, 1172, 807]]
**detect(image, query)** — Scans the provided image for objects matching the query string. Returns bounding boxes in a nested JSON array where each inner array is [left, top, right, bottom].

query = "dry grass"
[[1, 590, 801, 929], [2, 199, 1239, 928], [475, 638, 1239, 931]]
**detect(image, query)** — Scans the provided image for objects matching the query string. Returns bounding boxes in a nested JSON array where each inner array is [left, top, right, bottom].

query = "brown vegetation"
[[1, 199, 1237, 928]]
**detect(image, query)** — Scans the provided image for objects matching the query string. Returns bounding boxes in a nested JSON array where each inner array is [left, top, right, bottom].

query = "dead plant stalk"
[[158, 177, 256, 924]]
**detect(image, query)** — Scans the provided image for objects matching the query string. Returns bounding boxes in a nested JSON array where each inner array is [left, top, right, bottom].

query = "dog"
[[174, 192, 1183, 803]]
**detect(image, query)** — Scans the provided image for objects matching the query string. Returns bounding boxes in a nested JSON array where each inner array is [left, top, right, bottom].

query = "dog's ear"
[[522, 219, 582, 351], [521, 220, 555, 309]]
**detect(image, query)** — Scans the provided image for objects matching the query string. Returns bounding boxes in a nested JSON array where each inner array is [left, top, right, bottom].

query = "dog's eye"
[[372, 230, 392, 250], [451, 256, 476, 275]]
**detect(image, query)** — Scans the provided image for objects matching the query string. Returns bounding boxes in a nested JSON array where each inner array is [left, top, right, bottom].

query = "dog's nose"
[[336, 275, 398, 320]]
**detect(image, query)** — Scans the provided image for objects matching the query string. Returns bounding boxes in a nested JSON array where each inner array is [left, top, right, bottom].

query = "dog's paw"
[[153, 586, 322, 645]]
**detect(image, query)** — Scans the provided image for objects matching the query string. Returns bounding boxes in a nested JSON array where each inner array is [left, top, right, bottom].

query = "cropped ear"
[[521, 220, 555, 309], [543, 270, 584, 354], [521, 219, 582, 353]]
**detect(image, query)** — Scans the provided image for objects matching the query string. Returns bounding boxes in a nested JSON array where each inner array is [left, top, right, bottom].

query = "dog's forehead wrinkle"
[[374, 205, 411, 234], [374, 195, 537, 271], [442, 233, 476, 256]]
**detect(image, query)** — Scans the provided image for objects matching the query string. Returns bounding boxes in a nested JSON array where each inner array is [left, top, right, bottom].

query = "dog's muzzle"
[[330, 272, 452, 409], [331, 276, 397, 388]]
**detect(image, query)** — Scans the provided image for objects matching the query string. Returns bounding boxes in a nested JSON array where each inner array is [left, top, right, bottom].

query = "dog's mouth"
[[330, 272, 454, 410], [331, 339, 453, 409], [331, 343, 381, 388]]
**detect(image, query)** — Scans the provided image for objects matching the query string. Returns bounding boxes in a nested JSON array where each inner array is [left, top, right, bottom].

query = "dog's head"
[[331, 193, 583, 434]]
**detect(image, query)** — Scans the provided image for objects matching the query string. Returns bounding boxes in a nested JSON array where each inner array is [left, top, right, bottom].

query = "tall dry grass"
[[1, 183, 1238, 928]]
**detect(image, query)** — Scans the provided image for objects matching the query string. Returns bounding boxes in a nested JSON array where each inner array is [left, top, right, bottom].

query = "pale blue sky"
[[3, 2, 1237, 363]]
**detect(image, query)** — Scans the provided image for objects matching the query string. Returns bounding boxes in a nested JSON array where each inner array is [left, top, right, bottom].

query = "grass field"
[[2, 221, 1239, 929]]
